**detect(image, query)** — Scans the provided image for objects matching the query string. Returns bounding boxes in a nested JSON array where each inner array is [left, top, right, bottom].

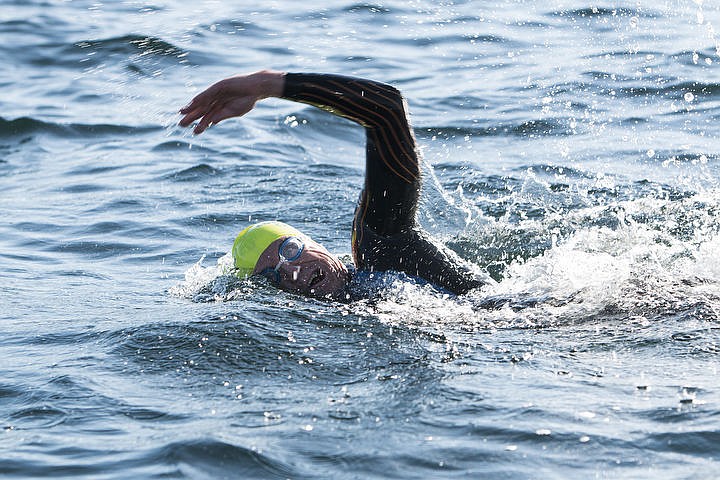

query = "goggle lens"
[[279, 237, 303, 262], [260, 236, 305, 285]]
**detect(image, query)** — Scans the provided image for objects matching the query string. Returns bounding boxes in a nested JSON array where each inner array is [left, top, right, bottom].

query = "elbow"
[[384, 86, 408, 117]]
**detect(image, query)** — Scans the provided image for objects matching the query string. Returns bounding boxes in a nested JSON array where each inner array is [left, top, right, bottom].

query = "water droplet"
[[580, 436, 590, 443], [684, 92, 695, 102]]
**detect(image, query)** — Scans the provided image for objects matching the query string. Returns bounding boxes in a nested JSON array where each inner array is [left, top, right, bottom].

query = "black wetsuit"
[[282, 73, 486, 295]]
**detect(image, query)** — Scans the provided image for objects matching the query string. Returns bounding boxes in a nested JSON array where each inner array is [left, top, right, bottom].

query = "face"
[[254, 235, 349, 298]]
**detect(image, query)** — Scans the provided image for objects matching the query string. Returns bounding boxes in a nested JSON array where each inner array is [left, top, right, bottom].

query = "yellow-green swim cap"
[[232, 221, 302, 278]]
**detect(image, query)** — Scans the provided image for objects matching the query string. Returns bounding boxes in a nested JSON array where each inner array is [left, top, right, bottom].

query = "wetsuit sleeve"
[[282, 73, 420, 235]]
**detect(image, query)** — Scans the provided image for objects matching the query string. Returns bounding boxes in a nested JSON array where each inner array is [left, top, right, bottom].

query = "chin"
[[309, 278, 348, 300]]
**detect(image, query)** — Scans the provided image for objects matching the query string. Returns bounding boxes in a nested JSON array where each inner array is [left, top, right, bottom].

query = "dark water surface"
[[3, 1, 720, 478]]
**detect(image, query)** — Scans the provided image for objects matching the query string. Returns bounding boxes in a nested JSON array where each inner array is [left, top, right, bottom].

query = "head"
[[232, 221, 349, 298]]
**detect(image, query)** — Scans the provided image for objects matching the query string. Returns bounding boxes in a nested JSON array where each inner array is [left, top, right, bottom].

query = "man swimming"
[[179, 70, 488, 299]]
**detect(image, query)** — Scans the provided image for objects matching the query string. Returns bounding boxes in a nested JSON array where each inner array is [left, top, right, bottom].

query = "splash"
[[692, 0, 720, 57], [352, 174, 720, 332], [168, 253, 253, 302], [168, 185, 720, 333]]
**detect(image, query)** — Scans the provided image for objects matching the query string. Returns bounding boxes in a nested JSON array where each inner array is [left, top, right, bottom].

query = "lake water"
[[2, 0, 720, 478]]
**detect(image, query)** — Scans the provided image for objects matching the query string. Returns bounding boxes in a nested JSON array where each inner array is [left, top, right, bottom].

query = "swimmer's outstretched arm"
[[180, 70, 420, 235]]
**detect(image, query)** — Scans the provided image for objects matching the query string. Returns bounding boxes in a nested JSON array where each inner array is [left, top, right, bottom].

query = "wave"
[[0, 116, 160, 138], [0, 438, 297, 478], [0, 15, 70, 37], [46, 240, 160, 259], [12, 33, 199, 70], [344, 3, 391, 14], [640, 430, 720, 457], [549, 7, 660, 19], [147, 439, 297, 478], [418, 118, 573, 139], [583, 47, 718, 70], [72, 34, 186, 58], [194, 19, 270, 36], [522, 75, 720, 108], [161, 163, 224, 182], [612, 80, 720, 101], [395, 33, 520, 48]]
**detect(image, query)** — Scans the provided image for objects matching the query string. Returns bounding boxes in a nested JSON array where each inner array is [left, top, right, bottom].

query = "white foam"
[[168, 252, 238, 301]]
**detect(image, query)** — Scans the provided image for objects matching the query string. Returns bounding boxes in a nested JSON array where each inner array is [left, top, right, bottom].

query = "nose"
[[277, 263, 303, 285]]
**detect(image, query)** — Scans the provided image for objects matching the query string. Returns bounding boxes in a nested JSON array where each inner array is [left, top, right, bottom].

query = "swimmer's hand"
[[179, 70, 285, 134]]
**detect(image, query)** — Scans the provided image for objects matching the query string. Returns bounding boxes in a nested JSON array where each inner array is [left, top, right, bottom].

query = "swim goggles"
[[259, 236, 305, 285]]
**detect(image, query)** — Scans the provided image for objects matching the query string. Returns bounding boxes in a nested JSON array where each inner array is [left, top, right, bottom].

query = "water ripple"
[[0, 116, 160, 138], [4, 1, 720, 478], [150, 439, 297, 478], [550, 6, 660, 19], [163, 163, 224, 182], [420, 119, 573, 139]]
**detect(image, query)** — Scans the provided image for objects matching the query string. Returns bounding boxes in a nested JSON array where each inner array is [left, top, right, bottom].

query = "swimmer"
[[179, 70, 489, 299]]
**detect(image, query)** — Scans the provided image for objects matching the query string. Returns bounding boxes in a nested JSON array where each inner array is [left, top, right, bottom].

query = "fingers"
[[190, 99, 242, 134], [179, 95, 223, 133], [178, 76, 259, 134], [180, 102, 249, 134], [178, 106, 204, 128], [186, 102, 221, 134], [179, 96, 206, 126], [193, 110, 217, 134], [178, 85, 222, 130]]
